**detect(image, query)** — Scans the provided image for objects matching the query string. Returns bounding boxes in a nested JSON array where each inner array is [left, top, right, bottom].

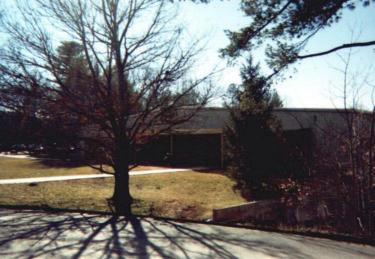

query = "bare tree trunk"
[[369, 106, 375, 191], [112, 138, 133, 216], [113, 168, 132, 216]]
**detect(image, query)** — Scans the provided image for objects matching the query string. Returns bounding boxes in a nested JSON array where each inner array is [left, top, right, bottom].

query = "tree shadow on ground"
[[0, 209, 372, 259], [35, 157, 88, 168]]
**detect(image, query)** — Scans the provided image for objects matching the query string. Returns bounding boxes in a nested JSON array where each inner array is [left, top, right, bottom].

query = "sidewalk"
[[0, 168, 190, 185], [1, 209, 374, 258], [0, 153, 37, 160]]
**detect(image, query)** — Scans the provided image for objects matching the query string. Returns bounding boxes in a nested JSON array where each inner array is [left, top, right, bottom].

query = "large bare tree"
[[0, 0, 213, 215]]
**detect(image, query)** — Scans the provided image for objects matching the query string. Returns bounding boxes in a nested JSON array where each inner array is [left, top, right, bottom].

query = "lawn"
[[0, 157, 169, 179], [0, 157, 97, 179], [0, 158, 246, 220]]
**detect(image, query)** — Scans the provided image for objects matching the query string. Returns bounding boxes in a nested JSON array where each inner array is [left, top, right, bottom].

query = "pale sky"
[[1, 0, 374, 110], [176, 1, 375, 110]]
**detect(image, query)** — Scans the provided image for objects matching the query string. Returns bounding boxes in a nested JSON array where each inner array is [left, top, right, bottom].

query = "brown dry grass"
[[130, 171, 246, 219], [0, 157, 171, 179], [0, 157, 247, 220], [0, 158, 97, 179]]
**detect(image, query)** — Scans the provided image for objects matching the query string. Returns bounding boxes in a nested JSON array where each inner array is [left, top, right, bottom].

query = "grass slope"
[[0, 157, 169, 179], [0, 158, 97, 179], [0, 158, 246, 220]]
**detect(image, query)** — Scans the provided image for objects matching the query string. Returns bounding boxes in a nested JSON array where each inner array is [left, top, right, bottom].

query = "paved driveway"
[[0, 209, 374, 258]]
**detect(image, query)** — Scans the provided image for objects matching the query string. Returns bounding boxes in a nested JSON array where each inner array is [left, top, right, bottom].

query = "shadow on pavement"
[[0, 209, 323, 259]]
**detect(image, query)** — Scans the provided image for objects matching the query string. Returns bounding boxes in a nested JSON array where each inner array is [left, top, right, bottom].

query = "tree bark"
[[112, 138, 133, 216], [112, 168, 132, 216]]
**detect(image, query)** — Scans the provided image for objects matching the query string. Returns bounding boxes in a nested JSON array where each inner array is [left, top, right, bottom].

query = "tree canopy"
[[221, 0, 375, 72], [225, 57, 283, 197]]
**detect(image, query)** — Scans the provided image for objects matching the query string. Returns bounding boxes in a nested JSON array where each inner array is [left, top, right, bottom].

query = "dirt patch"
[[145, 199, 204, 219]]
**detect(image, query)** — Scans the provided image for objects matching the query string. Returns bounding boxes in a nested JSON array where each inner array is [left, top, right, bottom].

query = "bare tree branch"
[[298, 40, 375, 59]]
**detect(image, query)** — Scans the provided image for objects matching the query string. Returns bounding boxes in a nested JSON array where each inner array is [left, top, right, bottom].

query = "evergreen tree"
[[225, 58, 284, 198], [221, 0, 374, 71]]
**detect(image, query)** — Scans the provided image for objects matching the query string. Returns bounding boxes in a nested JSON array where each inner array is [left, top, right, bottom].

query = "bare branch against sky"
[[0, 0, 215, 215]]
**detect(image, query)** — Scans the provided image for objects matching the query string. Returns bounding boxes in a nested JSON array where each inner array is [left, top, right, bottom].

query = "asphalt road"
[[0, 209, 374, 259]]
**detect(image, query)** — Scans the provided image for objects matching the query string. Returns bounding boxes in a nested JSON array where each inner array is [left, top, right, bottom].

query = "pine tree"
[[225, 58, 283, 198]]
